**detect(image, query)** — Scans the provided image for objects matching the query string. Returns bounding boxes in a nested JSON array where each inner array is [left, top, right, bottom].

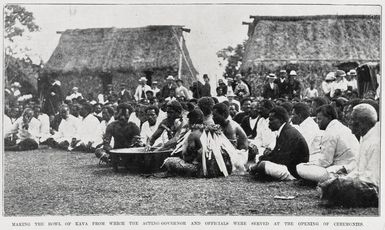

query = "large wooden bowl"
[[109, 147, 172, 173]]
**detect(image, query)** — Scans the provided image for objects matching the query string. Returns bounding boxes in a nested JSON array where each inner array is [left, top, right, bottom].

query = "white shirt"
[[52, 115, 79, 143], [303, 88, 319, 98], [346, 122, 380, 186], [175, 86, 190, 99], [77, 114, 103, 147], [331, 78, 348, 97], [134, 84, 152, 101], [311, 119, 359, 173], [321, 81, 334, 95], [129, 112, 141, 128], [216, 95, 228, 103], [249, 117, 258, 131], [140, 120, 168, 146], [295, 117, 324, 159], [250, 116, 276, 154], [6, 117, 40, 143], [36, 113, 51, 142], [276, 122, 286, 138]]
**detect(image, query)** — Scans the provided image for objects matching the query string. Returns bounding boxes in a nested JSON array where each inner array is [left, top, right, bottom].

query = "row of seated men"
[[4, 95, 380, 208]]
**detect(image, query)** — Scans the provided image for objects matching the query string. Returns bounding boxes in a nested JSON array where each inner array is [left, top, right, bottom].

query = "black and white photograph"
[[1, 1, 383, 229]]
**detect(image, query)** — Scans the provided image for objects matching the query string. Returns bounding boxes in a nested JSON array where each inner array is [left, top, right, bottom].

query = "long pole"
[[177, 36, 183, 80]]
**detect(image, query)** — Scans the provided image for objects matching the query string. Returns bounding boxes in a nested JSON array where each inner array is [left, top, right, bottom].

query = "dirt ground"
[[3, 148, 378, 216]]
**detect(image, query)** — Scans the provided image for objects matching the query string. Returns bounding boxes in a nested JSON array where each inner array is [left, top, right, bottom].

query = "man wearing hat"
[[66, 86, 83, 101], [331, 70, 348, 98], [11, 82, 22, 98], [151, 81, 161, 97], [118, 82, 133, 103], [287, 70, 301, 99], [346, 69, 358, 91], [134, 77, 152, 102], [275, 70, 289, 98], [262, 73, 280, 100], [158, 75, 175, 99], [321, 72, 336, 97], [234, 73, 250, 98]]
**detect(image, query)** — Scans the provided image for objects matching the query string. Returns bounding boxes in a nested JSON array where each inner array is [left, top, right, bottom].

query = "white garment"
[[263, 161, 296, 181], [303, 88, 318, 98], [347, 79, 357, 90], [134, 85, 152, 101], [129, 112, 141, 128], [66, 92, 83, 101], [321, 81, 334, 95], [52, 115, 79, 143], [36, 113, 51, 142], [249, 117, 258, 131], [310, 119, 359, 173], [216, 96, 228, 103], [140, 120, 168, 146], [295, 117, 323, 155], [76, 114, 103, 147], [6, 117, 41, 143], [249, 117, 276, 155], [346, 122, 380, 186], [331, 78, 348, 97]]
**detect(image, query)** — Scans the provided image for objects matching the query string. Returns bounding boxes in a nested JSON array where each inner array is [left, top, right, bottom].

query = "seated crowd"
[[4, 70, 380, 208]]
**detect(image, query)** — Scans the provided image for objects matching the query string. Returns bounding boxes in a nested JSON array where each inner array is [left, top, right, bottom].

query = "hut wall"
[[55, 74, 103, 100]]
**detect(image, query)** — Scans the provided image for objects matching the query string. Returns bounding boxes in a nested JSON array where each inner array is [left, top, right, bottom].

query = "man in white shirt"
[[297, 105, 359, 183], [33, 104, 51, 144], [134, 77, 151, 101], [151, 81, 161, 97], [319, 104, 379, 207], [66, 87, 83, 101], [72, 103, 103, 151], [140, 105, 168, 147], [331, 70, 348, 97], [346, 69, 358, 91], [50, 104, 79, 149], [5, 108, 40, 151], [321, 72, 335, 97], [291, 102, 323, 156], [249, 99, 276, 158]]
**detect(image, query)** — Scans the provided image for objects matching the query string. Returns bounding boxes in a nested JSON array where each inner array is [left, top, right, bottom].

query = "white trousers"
[[296, 163, 345, 183], [263, 161, 296, 181]]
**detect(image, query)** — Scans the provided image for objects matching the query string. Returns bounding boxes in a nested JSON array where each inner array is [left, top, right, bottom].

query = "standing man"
[[201, 74, 211, 97], [287, 70, 301, 99], [160, 75, 176, 100], [118, 83, 133, 103], [134, 77, 152, 102], [151, 81, 161, 98], [44, 78, 63, 116], [216, 79, 228, 96], [275, 70, 288, 98], [262, 73, 280, 100], [234, 73, 250, 99]]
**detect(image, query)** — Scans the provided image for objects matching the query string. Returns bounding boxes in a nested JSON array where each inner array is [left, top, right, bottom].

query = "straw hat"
[[325, 72, 336, 81], [336, 70, 346, 78], [267, 73, 277, 79], [348, 69, 357, 76], [166, 75, 174, 81], [289, 70, 297, 76], [139, 77, 147, 82], [11, 82, 21, 88]]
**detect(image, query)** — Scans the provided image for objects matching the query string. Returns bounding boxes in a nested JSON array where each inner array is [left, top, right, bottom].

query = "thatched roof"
[[241, 15, 380, 71], [44, 25, 198, 78]]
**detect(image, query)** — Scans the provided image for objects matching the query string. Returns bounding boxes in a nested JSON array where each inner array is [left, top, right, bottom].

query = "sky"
[[9, 3, 381, 85]]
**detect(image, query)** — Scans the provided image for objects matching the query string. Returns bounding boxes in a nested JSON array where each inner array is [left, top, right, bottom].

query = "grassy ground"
[[3, 148, 378, 216]]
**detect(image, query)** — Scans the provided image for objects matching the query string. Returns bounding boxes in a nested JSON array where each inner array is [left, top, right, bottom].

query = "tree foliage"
[[216, 40, 246, 78], [5, 4, 40, 43]]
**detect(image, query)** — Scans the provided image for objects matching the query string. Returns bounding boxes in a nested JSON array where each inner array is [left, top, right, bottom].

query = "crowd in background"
[[3, 68, 381, 208]]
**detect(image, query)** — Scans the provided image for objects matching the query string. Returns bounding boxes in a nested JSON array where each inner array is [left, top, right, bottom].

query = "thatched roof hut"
[[43, 25, 198, 97], [241, 15, 380, 96]]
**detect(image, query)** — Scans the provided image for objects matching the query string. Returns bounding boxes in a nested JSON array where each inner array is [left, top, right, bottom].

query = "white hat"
[[72, 87, 78, 90], [289, 70, 297, 76], [348, 69, 357, 75], [267, 73, 277, 79], [166, 75, 174, 81], [11, 82, 21, 88], [279, 69, 287, 73], [139, 77, 147, 82], [325, 72, 336, 81]]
